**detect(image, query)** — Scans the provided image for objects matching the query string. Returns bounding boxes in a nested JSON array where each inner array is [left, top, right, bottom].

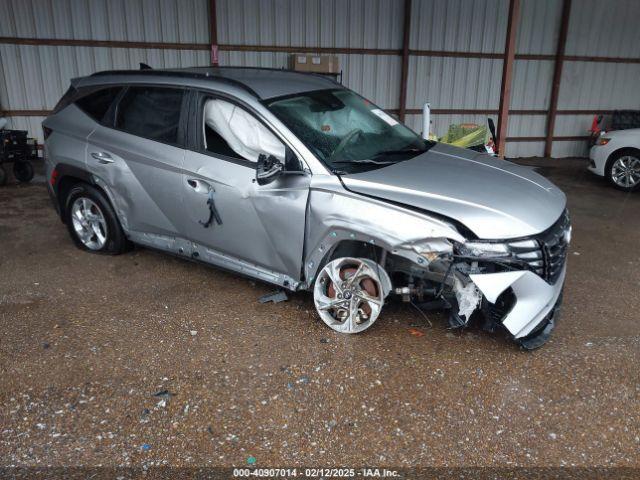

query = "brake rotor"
[[326, 266, 378, 316]]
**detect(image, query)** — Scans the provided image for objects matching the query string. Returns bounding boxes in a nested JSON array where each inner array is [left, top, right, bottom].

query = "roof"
[[90, 66, 341, 100]]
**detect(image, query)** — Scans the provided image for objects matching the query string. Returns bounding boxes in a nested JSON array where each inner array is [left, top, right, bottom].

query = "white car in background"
[[589, 128, 640, 191]]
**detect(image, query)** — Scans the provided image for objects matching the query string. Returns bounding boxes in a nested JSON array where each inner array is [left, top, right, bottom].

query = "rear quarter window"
[[75, 87, 123, 123], [115, 86, 185, 145]]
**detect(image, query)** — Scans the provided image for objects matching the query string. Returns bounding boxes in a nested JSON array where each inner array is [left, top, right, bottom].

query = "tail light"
[[50, 167, 59, 187], [43, 126, 53, 140]]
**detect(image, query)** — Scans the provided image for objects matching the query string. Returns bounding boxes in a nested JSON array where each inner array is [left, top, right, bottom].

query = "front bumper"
[[588, 145, 608, 176], [470, 265, 567, 339]]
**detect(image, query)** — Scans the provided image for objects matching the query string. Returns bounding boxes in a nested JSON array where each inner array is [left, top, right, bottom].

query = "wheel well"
[[326, 240, 385, 264], [56, 176, 111, 222], [606, 147, 640, 170]]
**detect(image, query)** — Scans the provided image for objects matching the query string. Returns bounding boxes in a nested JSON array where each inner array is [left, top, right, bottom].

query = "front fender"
[[303, 187, 464, 287]]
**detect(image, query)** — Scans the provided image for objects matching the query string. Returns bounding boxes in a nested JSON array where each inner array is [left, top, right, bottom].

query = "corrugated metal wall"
[[1, 0, 639, 157]]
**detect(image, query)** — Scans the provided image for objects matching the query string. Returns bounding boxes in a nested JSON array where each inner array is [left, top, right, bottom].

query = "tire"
[[13, 161, 34, 183], [605, 149, 640, 192], [0, 165, 7, 186], [64, 183, 129, 254]]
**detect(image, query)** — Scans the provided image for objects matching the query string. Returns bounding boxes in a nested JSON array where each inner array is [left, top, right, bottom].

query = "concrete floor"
[[0, 158, 639, 470]]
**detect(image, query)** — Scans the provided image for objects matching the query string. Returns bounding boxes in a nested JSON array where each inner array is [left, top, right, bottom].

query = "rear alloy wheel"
[[64, 183, 129, 254], [313, 257, 390, 333], [607, 152, 640, 191], [70, 197, 109, 250]]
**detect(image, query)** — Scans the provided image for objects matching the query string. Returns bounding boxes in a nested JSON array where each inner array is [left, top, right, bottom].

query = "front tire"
[[606, 149, 640, 191], [64, 183, 128, 254]]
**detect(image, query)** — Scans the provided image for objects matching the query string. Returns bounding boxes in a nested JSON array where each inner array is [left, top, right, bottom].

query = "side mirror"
[[256, 154, 284, 186], [284, 145, 304, 172]]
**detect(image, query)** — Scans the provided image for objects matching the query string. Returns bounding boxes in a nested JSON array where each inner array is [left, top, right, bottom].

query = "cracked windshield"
[[266, 89, 433, 173]]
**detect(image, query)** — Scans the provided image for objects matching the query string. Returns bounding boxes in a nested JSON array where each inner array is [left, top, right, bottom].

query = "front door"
[[181, 94, 310, 281]]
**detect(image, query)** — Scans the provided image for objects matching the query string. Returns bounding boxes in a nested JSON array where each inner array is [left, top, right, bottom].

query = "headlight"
[[597, 137, 611, 146], [456, 241, 510, 258]]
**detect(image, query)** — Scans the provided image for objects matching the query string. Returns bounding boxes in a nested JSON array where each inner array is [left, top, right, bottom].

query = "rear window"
[[115, 86, 185, 145], [75, 87, 122, 122]]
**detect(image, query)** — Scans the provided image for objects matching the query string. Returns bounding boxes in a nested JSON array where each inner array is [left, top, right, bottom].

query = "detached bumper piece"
[[470, 266, 566, 348], [517, 293, 562, 350]]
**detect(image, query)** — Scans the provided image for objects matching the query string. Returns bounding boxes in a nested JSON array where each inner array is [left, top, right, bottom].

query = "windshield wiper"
[[371, 147, 426, 159], [331, 159, 398, 165]]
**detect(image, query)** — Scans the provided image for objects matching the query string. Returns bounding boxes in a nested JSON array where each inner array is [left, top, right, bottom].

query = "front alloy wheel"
[[313, 257, 390, 333], [608, 152, 640, 191]]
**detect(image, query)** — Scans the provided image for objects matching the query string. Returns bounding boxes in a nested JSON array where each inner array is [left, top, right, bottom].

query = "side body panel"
[[42, 105, 95, 185], [85, 125, 186, 236], [181, 152, 310, 281]]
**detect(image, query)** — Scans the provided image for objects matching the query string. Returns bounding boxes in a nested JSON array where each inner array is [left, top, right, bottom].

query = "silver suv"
[[43, 67, 570, 349]]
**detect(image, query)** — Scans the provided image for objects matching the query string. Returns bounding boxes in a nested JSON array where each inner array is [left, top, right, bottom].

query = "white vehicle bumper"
[[588, 144, 609, 176], [470, 265, 566, 339]]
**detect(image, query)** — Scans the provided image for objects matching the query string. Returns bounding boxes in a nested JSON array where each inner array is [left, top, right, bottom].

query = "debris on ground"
[[258, 290, 289, 304], [408, 328, 425, 337]]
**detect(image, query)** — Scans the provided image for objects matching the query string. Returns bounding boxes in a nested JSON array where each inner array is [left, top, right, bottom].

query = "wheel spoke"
[[326, 262, 343, 295], [313, 258, 387, 334]]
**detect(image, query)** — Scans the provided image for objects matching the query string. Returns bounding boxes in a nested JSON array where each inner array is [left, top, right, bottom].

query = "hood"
[[341, 143, 566, 240]]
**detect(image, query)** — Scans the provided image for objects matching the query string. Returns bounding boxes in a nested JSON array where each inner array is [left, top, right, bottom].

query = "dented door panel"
[[181, 151, 310, 279], [86, 125, 185, 236]]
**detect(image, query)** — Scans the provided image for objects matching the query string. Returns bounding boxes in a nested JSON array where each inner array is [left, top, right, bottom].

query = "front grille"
[[506, 210, 570, 284]]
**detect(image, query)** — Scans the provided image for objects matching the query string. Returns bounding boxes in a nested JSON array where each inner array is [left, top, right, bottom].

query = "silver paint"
[[44, 68, 570, 342]]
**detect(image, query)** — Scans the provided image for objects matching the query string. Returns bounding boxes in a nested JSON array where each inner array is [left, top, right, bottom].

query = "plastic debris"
[[408, 328, 425, 337], [190, 330, 198, 336], [259, 290, 289, 304], [247, 456, 257, 465], [141, 443, 151, 451]]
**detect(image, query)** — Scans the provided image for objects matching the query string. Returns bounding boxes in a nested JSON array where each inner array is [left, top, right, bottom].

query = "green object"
[[439, 123, 488, 148], [247, 456, 257, 465]]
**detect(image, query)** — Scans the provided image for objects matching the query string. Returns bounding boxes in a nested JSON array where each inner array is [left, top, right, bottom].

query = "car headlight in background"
[[597, 137, 611, 146]]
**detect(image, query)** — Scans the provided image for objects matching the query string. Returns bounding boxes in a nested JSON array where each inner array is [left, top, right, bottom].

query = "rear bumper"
[[470, 265, 567, 340]]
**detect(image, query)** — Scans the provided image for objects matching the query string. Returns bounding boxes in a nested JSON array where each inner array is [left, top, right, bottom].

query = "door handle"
[[91, 152, 114, 164], [187, 178, 210, 193]]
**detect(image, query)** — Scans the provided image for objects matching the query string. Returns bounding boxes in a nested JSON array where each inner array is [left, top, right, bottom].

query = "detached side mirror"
[[256, 154, 284, 186]]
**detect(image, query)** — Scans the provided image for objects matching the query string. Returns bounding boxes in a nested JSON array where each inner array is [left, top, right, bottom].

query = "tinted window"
[[75, 87, 122, 122], [116, 86, 184, 145]]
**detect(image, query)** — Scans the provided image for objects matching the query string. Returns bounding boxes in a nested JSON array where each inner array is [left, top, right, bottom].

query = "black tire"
[[0, 165, 7, 186], [64, 183, 129, 255], [605, 149, 640, 192], [13, 161, 34, 183]]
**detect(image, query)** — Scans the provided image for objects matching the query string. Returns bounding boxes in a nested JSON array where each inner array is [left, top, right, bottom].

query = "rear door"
[[181, 91, 310, 280], [86, 85, 188, 237]]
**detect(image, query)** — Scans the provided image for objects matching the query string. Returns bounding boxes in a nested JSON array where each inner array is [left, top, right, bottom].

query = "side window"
[[202, 98, 285, 163], [116, 86, 184, 145], [75, 87, 122, 123]]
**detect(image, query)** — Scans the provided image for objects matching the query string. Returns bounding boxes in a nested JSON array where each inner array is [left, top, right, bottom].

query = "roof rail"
[[90, 69, 260, 97]]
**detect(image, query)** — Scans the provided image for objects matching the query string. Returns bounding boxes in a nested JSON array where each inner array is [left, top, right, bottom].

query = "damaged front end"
[[391, 210, 571, 349]]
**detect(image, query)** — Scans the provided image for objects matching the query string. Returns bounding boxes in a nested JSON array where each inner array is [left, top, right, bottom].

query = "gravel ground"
[[0, 158, 639, 473]]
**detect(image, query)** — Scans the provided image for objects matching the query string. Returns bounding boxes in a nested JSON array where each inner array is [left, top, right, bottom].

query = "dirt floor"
[[0, 158, 639, 473]]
